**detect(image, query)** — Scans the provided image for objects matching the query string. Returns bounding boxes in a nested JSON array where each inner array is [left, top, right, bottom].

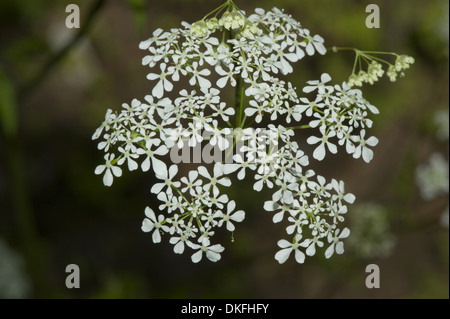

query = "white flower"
[[92, 109, 114, 140], [139, 28, 164, 50], [188, 238, 225, 263], [338, 126, 356, 155], [416, 153, 449, 200], [288, 149, 309, 174], [215, 200, 245, 231], [302, 29, 326, 56], [297, 96, 324, 117], [325, 227, 350, 258], [309, 109, 331, 129], [169, 232, 190, 254], [331, 179, 356, 205], [351, 129, 379, 163], [215, 64, 237, 88], [217, 43, 234, 64], [288, 36, 306, 61], [169, 63, 188, 82], [136, 144, 168, 174], [96, 133, 116, 153], [224, 154, 256, 180], [210, 102, 235, 122], [157, 192, 175, 213], [235, 55, 253, 79], [117, 146, 139, 171], [303, 73, 332, 94], [272, 42, 298, 74], [310, 175, 332, 197], [146, 63, 174, 98], [204, 187, 229, 209], [180, 170, 202, 195], [151, 164, 181, 194], [198, 163, 232, 193], [245, 100, 268, 123], [187, 121, 204, 147], [271, 175, 296, 205], [274, 234, 307, 264], [204, 120, 231, 151], [141, 207, 170, 243], [305, 235, 324, 257], [306, 126, 337, 161], [186, 62, 211, 90], [94, 153, 122, 186], [254, 171, 275, 191], [286, 214, 309, 235]]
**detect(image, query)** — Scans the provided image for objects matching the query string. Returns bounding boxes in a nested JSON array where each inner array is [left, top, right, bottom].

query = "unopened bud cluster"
[[387, 54, 415, 82], [190, 7, 261, 39], [346, 50, 415, 87]]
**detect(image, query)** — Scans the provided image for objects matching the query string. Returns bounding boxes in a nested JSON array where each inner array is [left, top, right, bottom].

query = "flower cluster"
[[302, 73, 380, 163], [416, 153, 449, 200], [416, 108, 449, 228], [93, 0, 413, 263], [347, 203, 395, 259], [338, 48, 415, 87]]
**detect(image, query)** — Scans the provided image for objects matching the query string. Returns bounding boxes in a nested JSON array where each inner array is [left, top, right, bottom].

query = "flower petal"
[[103, 168, 113, 186], [191, 250, 203, 263], [275, 248, 292, 264], [313, 144, 326, 161], [294, 249, 306, 263], [141, 218, 154, 232]]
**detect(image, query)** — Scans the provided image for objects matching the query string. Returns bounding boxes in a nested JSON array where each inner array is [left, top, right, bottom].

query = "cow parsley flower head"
[[93, 0, 414, 263], [416, 152, 449, 229], [416, 153, 449, 200], [347, 203, 395, 259], [415, 109, 449, 228]]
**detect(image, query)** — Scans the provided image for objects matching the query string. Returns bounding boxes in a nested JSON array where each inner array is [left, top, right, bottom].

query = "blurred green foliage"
[[0, 68, 17, 138]]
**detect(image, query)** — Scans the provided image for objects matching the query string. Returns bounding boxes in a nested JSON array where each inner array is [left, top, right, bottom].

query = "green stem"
[[240, 114, 247, 128], [328, 46, 357, 52], [202, 0, 230, 20], [361, 51, 398, 55], [224, 134, 238, 163], [238, 79, 245, 126], [234, 72, 243, 127], [362, 54, 393, 65], [285, 125, 311, 130], [170, 183, 190, 205]]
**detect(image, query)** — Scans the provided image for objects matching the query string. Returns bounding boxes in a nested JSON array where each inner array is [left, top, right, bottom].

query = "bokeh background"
[[0, 0, 448, 299]]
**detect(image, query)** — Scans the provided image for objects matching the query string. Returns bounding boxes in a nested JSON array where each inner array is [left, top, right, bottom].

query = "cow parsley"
[[93, 0, 414, 263]]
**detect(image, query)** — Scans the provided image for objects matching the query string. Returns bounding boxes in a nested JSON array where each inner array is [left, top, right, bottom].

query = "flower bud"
[[206, 17, 219, 32], [190, 20, 208, 38], [387, 65, 397, 82], [219, 10, 245, 30]]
